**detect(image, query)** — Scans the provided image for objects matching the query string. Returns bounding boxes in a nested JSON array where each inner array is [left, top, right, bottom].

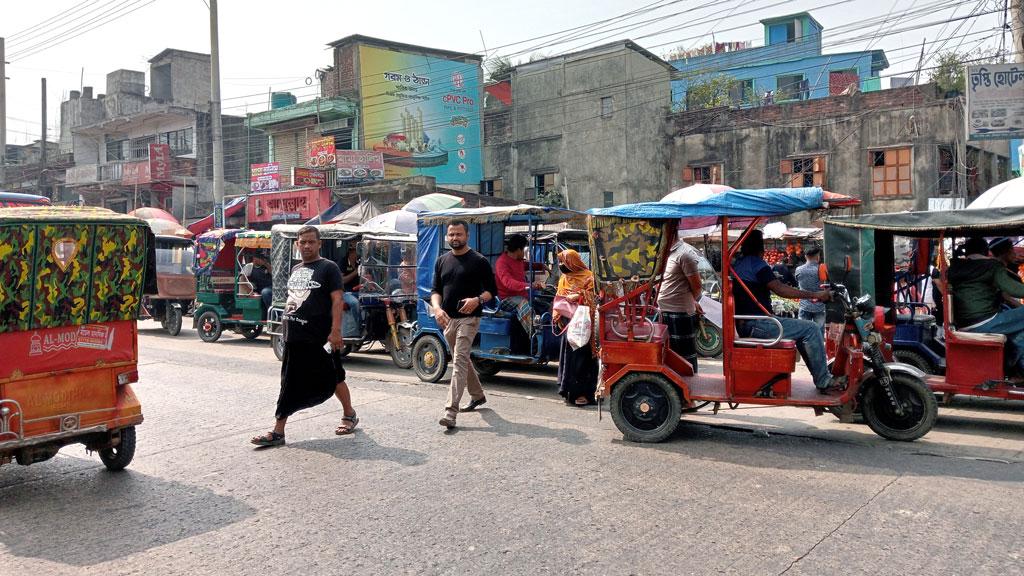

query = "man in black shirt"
[[251, 226, 359, 447], [431, 220, 498, 428]]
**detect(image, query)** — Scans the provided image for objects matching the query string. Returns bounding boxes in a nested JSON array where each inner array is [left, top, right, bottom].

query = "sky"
[[0, 0, 1010, 145]]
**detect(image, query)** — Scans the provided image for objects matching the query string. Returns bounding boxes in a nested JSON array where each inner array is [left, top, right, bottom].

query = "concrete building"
[[669, 83, 1011, 224], [483, 40, 675, 210], [60, 49, 265, 221], [670, 12, 888, 110], [1, 141, 70, 200]]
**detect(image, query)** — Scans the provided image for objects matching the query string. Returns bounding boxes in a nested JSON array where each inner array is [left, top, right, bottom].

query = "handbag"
[[553, 295, 578, 319], [567, 305, 592, 350]]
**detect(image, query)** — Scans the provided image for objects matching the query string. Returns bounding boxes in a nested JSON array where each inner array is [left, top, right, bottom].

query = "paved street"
[[2, 321, 1023, 575]]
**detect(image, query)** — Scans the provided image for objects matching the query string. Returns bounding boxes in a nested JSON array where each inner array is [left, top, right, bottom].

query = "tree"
[[928, 48, 1005, 95], [486, 56, 513, 82], [683, 75, 738, 110]]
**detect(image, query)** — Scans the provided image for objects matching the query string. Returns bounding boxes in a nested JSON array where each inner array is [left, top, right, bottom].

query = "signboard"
[[928, 197, 965, 211], [292, 167, 327, 187], [308, 136, 336, 168], [335, 150, 385, 184], [966, 64, 1024, 141], [250, 162, 281, 192], [358, 45, 482, 184], [1, 320, 135, 380], [149, 143, 171, 180], [122, 161, 151, 185], [246, 187, 332, 224], [214, 202, 224, 228]]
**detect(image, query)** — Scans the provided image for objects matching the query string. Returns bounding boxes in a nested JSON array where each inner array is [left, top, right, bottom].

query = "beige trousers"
[[444, 316, 483, 418]]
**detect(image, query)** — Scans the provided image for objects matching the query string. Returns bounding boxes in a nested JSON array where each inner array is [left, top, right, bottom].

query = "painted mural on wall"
[[358, 45, 482, 185]]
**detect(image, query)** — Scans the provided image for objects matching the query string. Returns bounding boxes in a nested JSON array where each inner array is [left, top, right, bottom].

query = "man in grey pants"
[[431, 220, 498, 429], [795, 247, 827, 330]]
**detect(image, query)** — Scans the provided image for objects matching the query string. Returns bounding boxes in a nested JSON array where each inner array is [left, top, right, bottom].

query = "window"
[[158, 128, 194, 155], [870, 148, 911, 198], [780, 156, 826, 188], [937, 146, 956, 195], [131, 135, 156, 160], [105, 137, 128, 161], [532, 172, 556, 196], [729, 79, 754, 105], [481, 178, 503, 197], [776, 74, 807, 101], [682, 163, 723, 185], [600, 96, 614, 119], [603, 191, 615, 207]]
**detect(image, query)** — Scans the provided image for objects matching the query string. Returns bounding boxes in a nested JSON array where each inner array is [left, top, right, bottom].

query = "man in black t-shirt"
[[251, 226, 359, 447], [432, 220, 498, 428]]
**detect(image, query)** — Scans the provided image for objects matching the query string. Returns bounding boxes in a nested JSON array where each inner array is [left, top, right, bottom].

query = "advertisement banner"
[[292, 167, 327, 187], [247, 188, 332, 224], [149, 143, 171, 180], [966, 64, 1024, 141], [358, 45, 482, 184], [250, 162, 281, 192], [308, 137, 336, 168], [335, 150, 385, 184], [122, 161, 151, 185]]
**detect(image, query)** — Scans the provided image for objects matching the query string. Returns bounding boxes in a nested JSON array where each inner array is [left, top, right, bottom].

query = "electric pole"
[[40, 77, 47, 198], [1, 37, 7, 187], [209, 0, 225, 227], [1014, 0, 1023, 63]]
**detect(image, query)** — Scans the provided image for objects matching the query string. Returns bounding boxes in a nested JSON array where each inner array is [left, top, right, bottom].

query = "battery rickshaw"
[[411, 205, 581, 383], [824, 206, 1024, 404], [588, 187, 937, 443], [140, 234, 196, 336], [193, 229, 271, 343], [0, 206, 154, 470]]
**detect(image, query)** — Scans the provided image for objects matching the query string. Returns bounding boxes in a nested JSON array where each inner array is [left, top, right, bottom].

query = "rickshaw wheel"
[[197, 311, 222, 343], [389, 343, 414, 369], [695, 321, 723, 358], [892, 350, 937, 375], [472, 358, 502, 379], [99, 427, 136, 471], [610, 372, 682, 443], [272, 335, 285, 361], [165, 306, 183, 336], [861, 373, 937, 441], [413, 335, 448, 383], [242, 325, 263, 340]]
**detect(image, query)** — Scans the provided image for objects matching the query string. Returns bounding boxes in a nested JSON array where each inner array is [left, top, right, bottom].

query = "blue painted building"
[[671, 12, 888, 109]]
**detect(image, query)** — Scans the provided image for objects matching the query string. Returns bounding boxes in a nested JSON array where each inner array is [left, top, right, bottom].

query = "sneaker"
[[438, 415, 456, 429], [460, 396, 487, 412]]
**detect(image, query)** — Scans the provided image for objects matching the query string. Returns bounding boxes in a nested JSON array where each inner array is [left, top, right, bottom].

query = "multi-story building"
[[61, 49, 265, 221], [1, 141, 70, 201], [670, 12, 888, 110]]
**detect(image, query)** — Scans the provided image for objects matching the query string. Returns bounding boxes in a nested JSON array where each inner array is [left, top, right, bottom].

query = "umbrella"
[[130, 206, 179, 223], [967, 176, 1024, 209], [402, 193, 464, 213], [364, 209, 417, 234], [145, 218, 193, 238]]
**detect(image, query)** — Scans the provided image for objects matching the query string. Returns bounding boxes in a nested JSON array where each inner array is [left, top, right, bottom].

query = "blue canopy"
[[588, 188, 828, 219], [418, 204, 581, 225]]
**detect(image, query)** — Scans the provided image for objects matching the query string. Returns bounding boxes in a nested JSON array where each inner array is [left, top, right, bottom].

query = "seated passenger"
[[249, 254, 274, 317], [732, 230, 837, 394], [948, 237, 1024, 378], [341, 244, 362, 338], [495, 234, 548, 333], [989, 237, 1023, 308]]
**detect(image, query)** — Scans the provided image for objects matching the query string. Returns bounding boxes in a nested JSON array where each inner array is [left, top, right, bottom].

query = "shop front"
[[245, 187, 332, 229]]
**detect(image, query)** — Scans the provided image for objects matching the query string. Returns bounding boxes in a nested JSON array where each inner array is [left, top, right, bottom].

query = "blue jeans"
[[799, 309, 826, 330], [739, 317, 832, 388], [967, 306, 1024, 371], [342, 292, 362, 338]]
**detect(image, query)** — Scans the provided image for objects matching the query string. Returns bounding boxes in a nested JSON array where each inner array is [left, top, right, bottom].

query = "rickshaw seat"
[[948, 331, 1005, 345], [209, 270, 235, 292], [734, 338, 796, 349]]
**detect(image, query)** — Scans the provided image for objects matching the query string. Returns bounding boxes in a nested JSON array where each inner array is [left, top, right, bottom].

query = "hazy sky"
[[1, 0, 1009, 145]]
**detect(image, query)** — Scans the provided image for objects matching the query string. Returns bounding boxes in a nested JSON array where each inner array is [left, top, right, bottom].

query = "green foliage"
[[684, 75, 739, 110], [928, 48, 1005, 94], [487, 56, 513, 82]]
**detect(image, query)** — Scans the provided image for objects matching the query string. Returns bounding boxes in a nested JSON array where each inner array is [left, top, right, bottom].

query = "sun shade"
[[418, 204, 581, 225], [824, 206, 1024, 237], [588, 188, 855, 219]]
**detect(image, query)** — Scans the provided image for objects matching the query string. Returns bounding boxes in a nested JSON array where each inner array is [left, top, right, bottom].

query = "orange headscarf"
[[554, 249, 595, 318]]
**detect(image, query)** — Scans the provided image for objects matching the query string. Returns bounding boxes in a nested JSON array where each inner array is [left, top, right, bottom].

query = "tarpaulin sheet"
[[588, 188, 827, 219], [825, 206, 1024, 237]]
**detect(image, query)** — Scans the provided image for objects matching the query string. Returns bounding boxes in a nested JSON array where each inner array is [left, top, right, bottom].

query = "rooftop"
[[149, 48, 211, 63], [516, 39, 676, 72], [246, 97, 358, 129], [327, 34, 483, 63]]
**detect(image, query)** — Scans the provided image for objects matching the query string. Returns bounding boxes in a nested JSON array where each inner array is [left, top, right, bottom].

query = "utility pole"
[[1013, 0, 1024, 63], [1, 37, 7, 187], [209, 0, 225, 227], [40, 77, 47, 199]]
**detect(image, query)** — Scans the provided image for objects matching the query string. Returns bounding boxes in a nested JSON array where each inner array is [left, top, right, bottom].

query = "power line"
[[8, 0, 159, 62]]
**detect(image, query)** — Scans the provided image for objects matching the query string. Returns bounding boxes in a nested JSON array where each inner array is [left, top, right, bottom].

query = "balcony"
[[101, 161, 126, 182]]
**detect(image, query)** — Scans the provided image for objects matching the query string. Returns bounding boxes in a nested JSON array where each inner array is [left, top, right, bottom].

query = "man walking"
[[795, 247, 827, 330], [431, 220, 498, 429], [251, 225, 359, 447], [659, 239, 703, 373]]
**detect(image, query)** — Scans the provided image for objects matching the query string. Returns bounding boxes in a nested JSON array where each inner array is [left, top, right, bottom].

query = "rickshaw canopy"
[[235, 229, 272, 250], [0, 206, 155, 334], [588, 187, 854, 219], [418, 204, 582, 225], [824, 206, 1024, 237], [194, 228, 241, 275]]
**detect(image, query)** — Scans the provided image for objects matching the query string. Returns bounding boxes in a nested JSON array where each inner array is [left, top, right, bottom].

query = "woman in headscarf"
[[553, 249, 598, 406]]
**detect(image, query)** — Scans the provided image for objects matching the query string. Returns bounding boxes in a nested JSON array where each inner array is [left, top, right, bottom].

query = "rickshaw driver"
[[250, 253, 274, 314], [341, 243, 362, 337], [948, 237, 1024, 380], [733, 230, 839, 394]]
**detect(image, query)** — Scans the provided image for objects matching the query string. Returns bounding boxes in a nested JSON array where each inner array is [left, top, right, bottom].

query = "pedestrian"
[[431, 220, 498, 429], [658, 239, 703, 373], [251, 225, 358, 447], [795, 247, 827, 330], [553, 249, 598, 406]]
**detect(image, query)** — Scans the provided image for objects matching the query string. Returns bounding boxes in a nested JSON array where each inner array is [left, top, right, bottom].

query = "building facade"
[[670, 12, 888, 110], [670, 84, 1011, 224], [483, 40, 675, 210], [60, 49, 265, 221]]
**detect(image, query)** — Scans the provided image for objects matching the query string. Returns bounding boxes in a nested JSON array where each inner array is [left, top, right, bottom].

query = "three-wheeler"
[[141, 234, 196, 336], [193, 229, 271, 343]]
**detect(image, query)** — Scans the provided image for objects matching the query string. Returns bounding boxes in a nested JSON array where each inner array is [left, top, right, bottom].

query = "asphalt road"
[[1, 321, 1022, 575]]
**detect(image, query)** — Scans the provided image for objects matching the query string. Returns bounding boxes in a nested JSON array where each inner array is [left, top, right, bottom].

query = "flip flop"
[[335, 414, 359, 435]]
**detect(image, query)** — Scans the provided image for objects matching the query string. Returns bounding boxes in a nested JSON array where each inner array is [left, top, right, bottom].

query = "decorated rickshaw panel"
[[33, 223, 92, 329], [587, 216, 669, 283], [89, 224, 147, 323], [0, 224, 37, 333]]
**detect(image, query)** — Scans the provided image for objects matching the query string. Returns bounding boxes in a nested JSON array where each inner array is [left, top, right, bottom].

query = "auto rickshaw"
[[588, 187, 937, 443], [412, 205, 581, 383], [141, 234, 196, 336], [824, 206, 1024, 404], [193, 228, 271, 342], [0, 206, 154, 470]]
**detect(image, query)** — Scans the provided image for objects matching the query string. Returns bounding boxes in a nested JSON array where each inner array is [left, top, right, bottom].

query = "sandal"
[[574, 396, 590, 406], [251, 431, 285, 447], [335, 413, 359, 435]]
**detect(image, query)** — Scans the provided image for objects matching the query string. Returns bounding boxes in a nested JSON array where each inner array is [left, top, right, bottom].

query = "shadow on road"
[[290, 431, 428, 466], [0, 467, 255, 566], [442, 408, 590, 446]]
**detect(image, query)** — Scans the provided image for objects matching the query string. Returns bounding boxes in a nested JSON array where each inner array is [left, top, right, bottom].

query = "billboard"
[[250, 162, 281, 192], [358, 45, 482, 185], [308, 136, 336, 168], [336, 150, 385, 184], [292, 167, 327, 187], [966, 64, 1024, 141], [247, 188, 332, 224]]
